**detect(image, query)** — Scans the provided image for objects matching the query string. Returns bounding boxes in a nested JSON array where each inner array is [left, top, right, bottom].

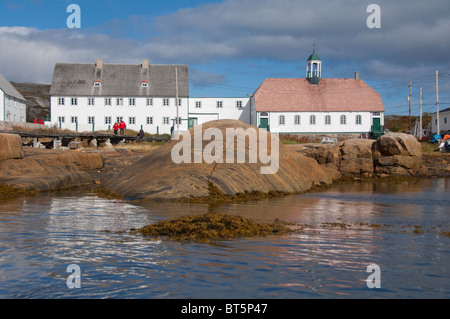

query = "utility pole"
[[175, 67, 179, 136], [436, 70, 440, 136], [419, 87, 423, 140], [409, 82, 412, 133]]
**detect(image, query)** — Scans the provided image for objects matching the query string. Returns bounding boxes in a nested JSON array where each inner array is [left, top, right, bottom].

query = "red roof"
[[254, 78, 384, 113]]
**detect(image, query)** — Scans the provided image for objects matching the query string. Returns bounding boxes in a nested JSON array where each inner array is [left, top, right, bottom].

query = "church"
[[252, 48, 385, 138]]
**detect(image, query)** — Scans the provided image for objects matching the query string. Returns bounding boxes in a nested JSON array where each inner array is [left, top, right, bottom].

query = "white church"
[[49, 50, 385, 138]]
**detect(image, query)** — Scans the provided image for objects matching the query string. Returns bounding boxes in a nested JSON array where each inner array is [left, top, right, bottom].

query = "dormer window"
[[94, 80, 102, 87], [141, 80, 149, 88]]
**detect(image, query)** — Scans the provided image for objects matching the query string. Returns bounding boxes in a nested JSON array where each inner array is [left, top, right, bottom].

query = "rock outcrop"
[[0, 147, 103, 193], [105, 120, 334, 201], [0, 133, 24, 160], [291, 132, 424, 178]]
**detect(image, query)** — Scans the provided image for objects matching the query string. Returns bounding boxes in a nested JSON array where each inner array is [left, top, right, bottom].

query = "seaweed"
[[133, 213, 293, 243]]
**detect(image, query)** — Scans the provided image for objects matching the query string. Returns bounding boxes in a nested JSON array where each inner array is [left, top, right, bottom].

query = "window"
[[147, 98, 153, 106], [163, 98, 170, 106], [88, 116, 95, 124], [58, 97, 65, 106], [325, 115, 331, 125], [445, 117, 448, 124], [105, 117, 112, 125], [116, 116, 123, 123], [236, 101, 243, 108], [94, 81, 101, 87], [141, 81, 149, 87], [163, 117, 170, 125], [88, 98, 95, 106], [71, 98, 78, 106], [129, 98, 136, 106], [105, 98, 112, 106], [58, 116, 65, 123], [71, 116, 78, 124], [217, 101, 223, 108], [146, 117, 153, 125], [373, 112, 381, 116], [175, 117, 182, 125], [340, 115, 347, 125], [177, 99, 182, 106], [195, 101, 202, 108], [310, 115, 316, 125], [279, 115, 285, 125], [356, 115, 362, 125], [129, 117, 136, 125], [294, 115, 301, 125], [117, 98, 123, 106]]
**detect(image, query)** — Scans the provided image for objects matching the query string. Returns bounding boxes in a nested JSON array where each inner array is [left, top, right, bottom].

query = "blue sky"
[[1, 0, 449, 115]]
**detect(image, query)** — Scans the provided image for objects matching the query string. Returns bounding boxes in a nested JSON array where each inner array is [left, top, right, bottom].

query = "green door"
[[188, 118, 198, 129], [372, 118, 381, 130], [259, 118, 269, 131]]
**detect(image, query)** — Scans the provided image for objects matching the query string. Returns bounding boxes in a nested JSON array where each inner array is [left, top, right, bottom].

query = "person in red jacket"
[[113, 122, 119, 135], [33, 118, 38, 124], [119, 120, 126, 135], [39, 118, 44, 125]]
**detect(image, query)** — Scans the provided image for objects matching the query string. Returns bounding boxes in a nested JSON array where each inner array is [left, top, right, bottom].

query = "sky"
[[1, 0, 449, 116]]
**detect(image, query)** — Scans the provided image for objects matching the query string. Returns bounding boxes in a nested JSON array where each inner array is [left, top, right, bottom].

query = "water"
[[0, 179, 449, 299]]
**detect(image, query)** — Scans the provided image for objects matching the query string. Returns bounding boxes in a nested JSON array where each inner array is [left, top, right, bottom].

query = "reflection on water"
[[0, 179, 449, 298]]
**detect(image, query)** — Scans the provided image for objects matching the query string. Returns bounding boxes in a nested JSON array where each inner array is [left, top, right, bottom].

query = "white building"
[[0, 72, 27, 123], [252, 49, 385, 138], [50, 59, 190, 134], [431, 107, 450, 135], [187, 97, 251, 128]]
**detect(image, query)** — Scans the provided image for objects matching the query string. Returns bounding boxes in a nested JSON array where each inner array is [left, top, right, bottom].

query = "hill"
[[384, 114, 431, 133], [11, 82, 51, 122]]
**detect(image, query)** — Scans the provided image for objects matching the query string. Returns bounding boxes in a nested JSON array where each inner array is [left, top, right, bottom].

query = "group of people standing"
[[113, 120, 127, 135], [32, 118, 45, 125]]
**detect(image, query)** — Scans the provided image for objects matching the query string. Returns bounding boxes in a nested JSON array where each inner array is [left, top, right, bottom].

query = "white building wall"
[[431, 110, 450, 134], [188, 97, 251, 127], [259, 111, 380, 134], [0, 90, 4, 122], [51, 96, 189, 134], [2, 93, 26, 123]]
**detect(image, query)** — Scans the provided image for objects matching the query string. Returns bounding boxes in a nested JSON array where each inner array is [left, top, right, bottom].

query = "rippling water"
[[0, 179, 449, 299]]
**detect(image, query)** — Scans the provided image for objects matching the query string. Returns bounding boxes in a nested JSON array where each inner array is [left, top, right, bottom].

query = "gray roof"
[[0, 72, 27, 102], [50, 62, 189, 97]]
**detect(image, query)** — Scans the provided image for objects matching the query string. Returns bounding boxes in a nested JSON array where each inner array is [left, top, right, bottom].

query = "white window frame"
[[163, 98, 170, 106], [71, 98, 78, 106], [340, 115, 347, 125], [236, 100, 243, 108], [147, 98, 153, 106], [325, 115, 331, 125], [195, 101, 202, 108], [105, 98, 112, 106], [129, 98, 136, 106], [294, 115, 301, 125], [105, 117, 112, 125], [356, 115, 362, 125], [146, 117, 153, 125], [88, 98, 95, 106], [163, 117, 170, 125], [310, 115, 316, 125], [58, 97, 65, 106], [88, 116, 95, 125], [217, 101, 223, 108], [129, 117, 136, 125], [279, 115, 285, 125]]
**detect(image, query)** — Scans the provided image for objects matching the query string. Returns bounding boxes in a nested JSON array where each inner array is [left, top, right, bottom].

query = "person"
[[113, 122, 119, 135], [39, 118, 44, 125], [138, 129, 144, 139], [33, 118, 38, 124], [119, 120, 126, 135]]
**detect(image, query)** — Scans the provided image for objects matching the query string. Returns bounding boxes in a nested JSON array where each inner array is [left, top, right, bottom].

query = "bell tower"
[[306, 44, 322, 85]]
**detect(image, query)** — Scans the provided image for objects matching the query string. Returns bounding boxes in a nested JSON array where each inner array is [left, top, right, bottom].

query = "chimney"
[[96, 59, 103, 69], [142, 59, 149, 69], [355, 71, 360, 80]]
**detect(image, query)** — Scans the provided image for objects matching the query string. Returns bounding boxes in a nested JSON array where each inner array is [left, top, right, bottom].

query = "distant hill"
[[385, 114, 431, 133], [11, 82, 51, 122]]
